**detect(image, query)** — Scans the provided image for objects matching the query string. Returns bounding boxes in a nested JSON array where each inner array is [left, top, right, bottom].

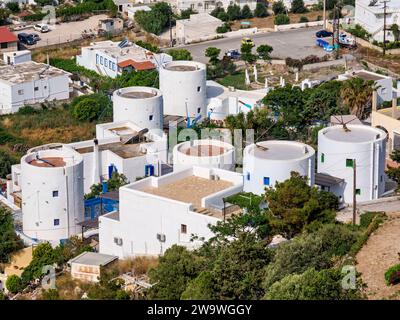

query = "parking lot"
[[16, 14, 108, 49], [180, 26, 326, 63]]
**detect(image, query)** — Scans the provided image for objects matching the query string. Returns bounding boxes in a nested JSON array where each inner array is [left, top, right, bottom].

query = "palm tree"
[[340, 77, 376, 119]]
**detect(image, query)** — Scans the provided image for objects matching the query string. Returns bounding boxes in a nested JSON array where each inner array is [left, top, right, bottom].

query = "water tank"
[[160, 61, 207, 119], [113, 86, 163, 130], [173, 139, 235, 171], [20, 144, 84, 244], [243, 140, 315, 195], [318, 125, 386, 203]]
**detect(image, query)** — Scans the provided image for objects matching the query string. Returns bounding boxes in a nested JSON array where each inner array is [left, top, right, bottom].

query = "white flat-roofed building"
[[67, 120, 168, 193], [171, 0, 257, 14], [3, 50, 31, 65], [206, 80, 267, 121], [99, 166, 243, 257], [68, 252, 118, 283], [176, 13, 223, 44], [0, 61, 71, 114], [317, 125, 387, 204], [338, 69, 393, 103], [243, 140, 315, 195], [355, 0, 400, 42], [76, 40, 172, 78]]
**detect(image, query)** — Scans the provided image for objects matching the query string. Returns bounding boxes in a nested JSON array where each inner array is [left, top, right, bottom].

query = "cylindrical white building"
[[21, 144, 84, 244], [173, 139, 235, 171], [113, 86, 163, 130], [160, 61, 207, 119], [317, 125, 387, 203], [243, 140, 315, 195]]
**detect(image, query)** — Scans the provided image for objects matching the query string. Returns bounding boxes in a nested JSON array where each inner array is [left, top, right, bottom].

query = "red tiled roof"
[[0, 27, 18, 44], [117, 59, 156, 71]]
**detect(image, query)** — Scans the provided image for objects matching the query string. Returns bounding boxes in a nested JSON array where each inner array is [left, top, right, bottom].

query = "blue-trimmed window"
[[54, 219, 60, 226], [100, 56, 103, 65], [96, 54, 99, 64], [263, 177, 270, 186], [105, 58, 108, 68], [246, 172, 250, 181]]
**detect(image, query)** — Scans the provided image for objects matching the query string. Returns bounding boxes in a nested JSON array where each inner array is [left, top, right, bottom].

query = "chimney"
[[92, 139, 100, 185]]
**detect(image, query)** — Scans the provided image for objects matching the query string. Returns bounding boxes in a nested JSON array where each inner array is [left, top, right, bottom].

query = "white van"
[[34, 24, 50, 33]]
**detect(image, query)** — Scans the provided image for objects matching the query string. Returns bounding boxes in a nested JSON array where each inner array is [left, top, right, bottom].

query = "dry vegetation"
[[116, 256, 159, 276], [355, 46, 400, 76], [231, 10, 325, 31]]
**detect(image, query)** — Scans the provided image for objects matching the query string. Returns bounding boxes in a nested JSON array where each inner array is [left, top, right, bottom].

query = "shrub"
[[18, 106, 37, 115], [254, 3, 268, 18], [299, 16, 309, 23], [0, 150, 18, 179], [6, 275, 23, 294], [135, 40, 160, 53], [274, 14, 290, 25], [385, 264, 400, 286], [291, 0, 307, 14], [167, 48, 192, 60], [346, 24, 371, 41], [272, 0, 286, 15], [216, 23, 230, 34]]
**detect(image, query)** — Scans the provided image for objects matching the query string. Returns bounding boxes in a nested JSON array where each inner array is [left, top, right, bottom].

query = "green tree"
[[6, 2, 20, 13], [272, 0, 286, 15], [6, 275, 23, 294], [0, 208, 23, 263], [240, 42, 256, 64], [265, 268, 364, 300], [262, 223, 359, 288], [205, 47, 221, 65], [254, 2, 268, 18], [391, 24, 400, 42], [148, 245, 203, 299], [210, 7, 229, 21], [71, 93, 110, 122], [85, 172, 129, 200], [181, 271, 216, 299], [226, 4, 241, 21], [179, 8, 197, 19], [0, 150, 18, 179], [340, 77, 375, 119], [53, 236, 92, 265], [135, 2, 172, 35], [291, 0, 307, 13], [274, 13, 290, 25], [256, 44, 273, 60], [167, 49, 193, 60], [240, 4, 253, 19], [265, 172, 338, 238], [0, 8, 10, 25]]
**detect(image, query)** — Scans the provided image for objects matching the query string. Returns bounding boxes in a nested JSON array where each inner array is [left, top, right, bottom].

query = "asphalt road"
[[179, 26, 325, 63]]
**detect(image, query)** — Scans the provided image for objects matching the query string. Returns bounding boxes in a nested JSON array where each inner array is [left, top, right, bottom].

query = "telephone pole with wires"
[[352, 158, 357, 225], [382, 0, 390, 56]]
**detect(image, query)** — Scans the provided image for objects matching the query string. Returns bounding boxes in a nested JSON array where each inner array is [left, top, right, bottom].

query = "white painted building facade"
[[171, 0, 257, 14], [0, 61, 71, 114], [317, 125, 387, 203], [355, 0, 400, 42], [99, 166, 243, 257]]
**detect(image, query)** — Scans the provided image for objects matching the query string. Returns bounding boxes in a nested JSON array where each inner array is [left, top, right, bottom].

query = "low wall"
[[274, 21, 323, 32], [224, 27, 258, 38], [302, 58, 346, 71]]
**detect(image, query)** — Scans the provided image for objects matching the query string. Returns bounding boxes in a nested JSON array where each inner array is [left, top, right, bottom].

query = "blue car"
[[316, 30, 334, 38], [18, 33, 37, 45]]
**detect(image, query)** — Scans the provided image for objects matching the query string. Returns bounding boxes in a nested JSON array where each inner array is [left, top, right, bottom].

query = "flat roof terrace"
[[353, 71, 386, 81], [29, 157, 66, 168], [75, 142, 146, 159], [141, 175, 233, 210], [180, 145, 226, 157], [119, 91, 156, 99], [165, 65, 197, 71]]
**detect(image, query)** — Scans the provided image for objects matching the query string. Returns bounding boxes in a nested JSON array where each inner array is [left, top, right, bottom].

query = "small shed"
[[68, 252, 118, 283]]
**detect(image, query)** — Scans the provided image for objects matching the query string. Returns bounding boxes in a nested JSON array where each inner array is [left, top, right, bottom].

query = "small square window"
[[356, 189, 361, 195], [263, 177, 270, 186], [321, 153, 325, 163], [346, 159, 354, 168], [246, 172, 250, 181], [52, 190, 59, 197], [149, 115, 153, 121], [181, 224, 187, 234], [197, 108, 201, 113], [197, 86, 201, 92], [34, 87, 39, 91], [18, 89, 24, 95], [54, 219, 60, 226]]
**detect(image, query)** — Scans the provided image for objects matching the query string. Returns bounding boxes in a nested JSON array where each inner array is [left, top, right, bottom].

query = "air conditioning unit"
[[114, 237, 123, 246], [157, 233, 166, 243]]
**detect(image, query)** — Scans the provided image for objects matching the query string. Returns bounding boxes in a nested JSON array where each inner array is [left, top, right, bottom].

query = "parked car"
[[30, 33, 41, 42], [241, 37, 254, 46], [34, 23, 50, 33], [316, 30, 333, 38], [226, 49, 241, 59], [18, 33, 36, 45]]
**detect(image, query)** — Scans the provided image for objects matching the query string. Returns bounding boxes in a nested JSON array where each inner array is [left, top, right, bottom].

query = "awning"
[[315, 173, 344, 187]]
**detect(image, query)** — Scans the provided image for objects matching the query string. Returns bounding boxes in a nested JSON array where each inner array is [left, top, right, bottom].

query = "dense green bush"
[[0, 150, 18, 179], [167, 49, 192, 60], [274, 14, 290, 25], [71, 93, 110, 122], [299, 16, 309, 23], [6, 275, 23, 294], [0, 208, 23, 263], [346, 24, 371, 41], [385, 264, 400, 286], [272, 0, 286, 15], [135, 40, 160, 53], [254, 3, 268, 18], [135, 2, 172, 35]]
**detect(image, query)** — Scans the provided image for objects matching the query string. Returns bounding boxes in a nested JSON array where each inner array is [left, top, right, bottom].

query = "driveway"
[[179, 26, 325, 63], [16, 14, 108, 49]]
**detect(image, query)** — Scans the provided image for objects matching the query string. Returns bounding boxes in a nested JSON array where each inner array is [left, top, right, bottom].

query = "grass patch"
[[216, 71, 249, 90]]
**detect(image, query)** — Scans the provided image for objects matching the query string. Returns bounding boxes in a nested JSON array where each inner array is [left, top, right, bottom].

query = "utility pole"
[[323, 0, 327, 30], [382, 0, 390, 56], [352, 159, 357, 225], [333, 2, 341, 60], [169, 4, 173, 48]]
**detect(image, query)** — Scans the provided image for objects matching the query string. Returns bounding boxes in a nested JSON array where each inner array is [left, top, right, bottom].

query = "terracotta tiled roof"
[[117, 59, 155, 71], [0, 27, 18, 44]]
